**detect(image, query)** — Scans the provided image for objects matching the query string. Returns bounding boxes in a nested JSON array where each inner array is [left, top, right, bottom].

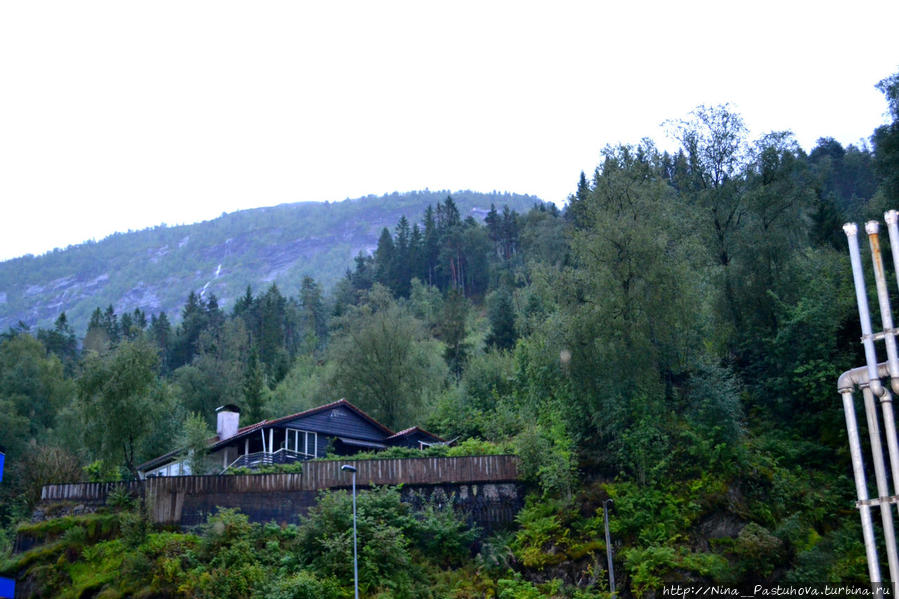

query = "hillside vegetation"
[[1, 71, 899, 597], [0, 190, 539, 335]]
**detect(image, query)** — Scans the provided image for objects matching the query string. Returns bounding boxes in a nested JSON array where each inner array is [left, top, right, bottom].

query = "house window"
[[147, 459, 190, 478], [284, 428, 317, 458]]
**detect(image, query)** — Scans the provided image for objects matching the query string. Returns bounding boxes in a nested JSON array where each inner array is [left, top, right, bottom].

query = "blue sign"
[[0, 576, 14, 599], [0, 451, 4, 483]]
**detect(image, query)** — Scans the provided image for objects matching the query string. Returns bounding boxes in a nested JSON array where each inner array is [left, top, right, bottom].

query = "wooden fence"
[[41, 455, 521, 503]]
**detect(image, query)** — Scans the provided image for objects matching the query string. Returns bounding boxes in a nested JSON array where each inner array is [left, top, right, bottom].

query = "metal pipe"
[[604, 499, 615, 598], [878, 387, 899, 593], [883, 210, 899, 394], [839, 362, 892, 393], [862, 385, 899, 586], [867, 221, 899, 381], [865, 222, 899, 569], [841, 388, 883, 588], [342, 465, 359, 599], [844, 223, 885, 397], [352, 471, 358, 599]]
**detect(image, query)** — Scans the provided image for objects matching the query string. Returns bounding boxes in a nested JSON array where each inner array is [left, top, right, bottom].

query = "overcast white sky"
[[1, 1, 897, 262]]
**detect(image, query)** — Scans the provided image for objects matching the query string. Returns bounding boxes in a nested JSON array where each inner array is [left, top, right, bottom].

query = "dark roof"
[[137, 447, 183, 472], [337, 437, 387, 449], [386, 426, 445, 442], [208, 398, 394, 450]]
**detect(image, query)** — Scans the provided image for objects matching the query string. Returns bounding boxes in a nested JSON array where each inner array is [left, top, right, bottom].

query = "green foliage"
[[510, 495, 604, 572], [327, 284, 447, 429], [485, 288, 517, 351], [6, 89, 899, 597], [83, 460, 122, 483], [315, 438, 514, 462], [875, 70, 899, 204], [105, 485, 136, 510], [497, 572, 543, 599], [261, 570, 343, 599], [0, 333, 74, 460], [514, 421, 577, 497], [179, 411, 215, 475], [77, 338, 163, 478], [225, 461, 305, 475], [623, 545, 729, 598], [295, 486, 475, 597]]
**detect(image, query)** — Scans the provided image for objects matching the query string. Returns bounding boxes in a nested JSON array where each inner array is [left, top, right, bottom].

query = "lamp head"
[[341, 465, 357, 473]]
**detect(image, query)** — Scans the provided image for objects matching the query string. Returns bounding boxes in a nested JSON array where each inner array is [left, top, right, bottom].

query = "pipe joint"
[[870, 378, 886, 398], [839, 362, 892, 393]]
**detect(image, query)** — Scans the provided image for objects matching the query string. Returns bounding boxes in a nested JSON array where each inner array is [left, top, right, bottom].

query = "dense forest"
[[1, 71, 898, 597], [0, 190, 539, 335]]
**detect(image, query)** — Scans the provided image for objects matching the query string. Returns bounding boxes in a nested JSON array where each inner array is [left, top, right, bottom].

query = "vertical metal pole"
[[868, 216, 899, 597], [862, 386, 899, 587], [867, 221, 899, 380], [352, 471, 359, 599], [842, 389, 884, 589], [604, 499, 615, 598], [867, 222, 899, 493], [844, 223, 885, 396], [884, 211, 899, 353]]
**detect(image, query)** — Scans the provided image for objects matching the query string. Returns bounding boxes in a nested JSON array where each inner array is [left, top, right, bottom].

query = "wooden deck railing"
[[224, 448, 308, 472], [41, 455, 521, 503]]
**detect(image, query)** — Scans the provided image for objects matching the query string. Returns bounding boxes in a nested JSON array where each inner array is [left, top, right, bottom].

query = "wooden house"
[[138, 399, 445, 477]]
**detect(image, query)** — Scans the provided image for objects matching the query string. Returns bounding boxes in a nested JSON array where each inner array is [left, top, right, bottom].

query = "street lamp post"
[[604, 499, 615, 598], [341, 465, 359, 599]]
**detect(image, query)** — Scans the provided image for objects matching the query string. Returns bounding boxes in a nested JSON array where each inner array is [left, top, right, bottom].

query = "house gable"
[[387, 427, 445, 449], [276, 404, 388, 442]]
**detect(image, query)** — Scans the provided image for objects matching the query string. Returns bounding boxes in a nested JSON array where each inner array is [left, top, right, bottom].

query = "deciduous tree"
[[77, 339, 161, 478], [327, 285, 445, 429]]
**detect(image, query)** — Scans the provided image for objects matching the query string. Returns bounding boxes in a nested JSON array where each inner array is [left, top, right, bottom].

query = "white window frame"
[[285, 428, 317, 458]]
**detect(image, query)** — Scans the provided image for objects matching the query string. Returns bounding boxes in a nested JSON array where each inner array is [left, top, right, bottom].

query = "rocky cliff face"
[[0, 191, 541, 334]]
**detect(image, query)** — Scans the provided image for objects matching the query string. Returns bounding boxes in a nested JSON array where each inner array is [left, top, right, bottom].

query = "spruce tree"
[[485, 289, 517, 351], [243, 349, 266, 424]]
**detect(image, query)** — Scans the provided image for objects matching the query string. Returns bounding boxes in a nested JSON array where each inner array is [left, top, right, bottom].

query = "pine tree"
[[437, 289, 470, 377], [243, 349, 266, 424], [84, 307, 111, 353], [120, 312, 135, 340], [485, 289, 517, 350], [373, 228, 396, 291], [299, 276, 328, 347], [409, 224, 424, 283], [233, 286, 254, 318], [102, 305, 120, 344], [422, 206, 439, 286], [172, 292, 207, 369], [501, 206, 519, 259], [37, 312, 78, 371], [393, 216, 412, 297], [485, 203, 501, 257], [565, 171, 591, 228], [149, 312, 173, 373]]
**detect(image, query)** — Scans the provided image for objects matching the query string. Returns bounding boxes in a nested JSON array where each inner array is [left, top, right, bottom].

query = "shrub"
[[262, 571, 343, 599], [106, 485, 136, 510]]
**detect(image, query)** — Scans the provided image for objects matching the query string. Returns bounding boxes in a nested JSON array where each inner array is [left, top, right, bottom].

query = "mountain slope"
[[0, 190, 542, 333]]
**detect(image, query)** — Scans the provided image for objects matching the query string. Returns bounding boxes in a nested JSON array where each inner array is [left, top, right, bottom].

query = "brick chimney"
[[216, 404, 240, 440]]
